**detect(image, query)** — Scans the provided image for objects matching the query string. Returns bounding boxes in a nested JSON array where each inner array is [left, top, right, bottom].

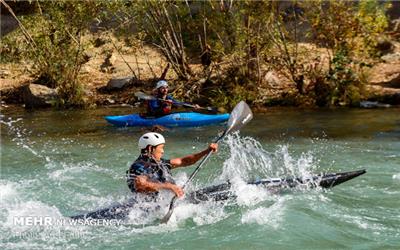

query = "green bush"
[[1, 1, 107, 108]]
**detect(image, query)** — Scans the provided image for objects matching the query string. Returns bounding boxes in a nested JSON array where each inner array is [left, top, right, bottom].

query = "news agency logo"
[[13, 216, 123, 226]]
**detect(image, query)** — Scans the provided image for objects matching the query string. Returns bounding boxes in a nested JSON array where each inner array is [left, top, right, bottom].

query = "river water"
[[1, 106, 399, 249]]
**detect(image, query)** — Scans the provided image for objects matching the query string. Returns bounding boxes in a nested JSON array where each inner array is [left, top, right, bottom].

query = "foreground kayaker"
[[126, 132, 218, 198], [146, 80, 200, 117]]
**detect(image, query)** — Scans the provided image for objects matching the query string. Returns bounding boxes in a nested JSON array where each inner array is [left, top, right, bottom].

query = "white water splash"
[[220, 133, 319, 182], [205, 133, 322, 226], [229, 176, 270, 206], [218, 133, 321, 201], [158, 199, 228, 228], [219, 133, 273, 181], [241, 196, 288, 228], [0, 181, 18, 202], [0, 181, 75, 240]]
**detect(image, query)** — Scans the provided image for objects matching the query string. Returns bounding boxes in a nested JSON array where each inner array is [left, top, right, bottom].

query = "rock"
[[360, 101, 391, 108], [365, 85, 400, 105], [23, 83, 58, 108], [106, 76, 135, 90], [381, 52, 400, 63], [1, 14, 19, 38], [368, 62, 400, 87]]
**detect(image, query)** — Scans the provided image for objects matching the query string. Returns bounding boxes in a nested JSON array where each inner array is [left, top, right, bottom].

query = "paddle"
[[160, 101, 253, 224], [135, 92, 218, 113]]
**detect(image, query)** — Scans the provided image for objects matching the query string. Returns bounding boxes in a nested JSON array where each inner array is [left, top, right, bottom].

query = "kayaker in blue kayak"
[[126, 132, 218, 198], [146, 80, 200, 117]]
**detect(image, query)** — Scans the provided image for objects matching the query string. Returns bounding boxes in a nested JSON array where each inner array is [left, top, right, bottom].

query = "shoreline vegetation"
[[1, 0, 399, 111]]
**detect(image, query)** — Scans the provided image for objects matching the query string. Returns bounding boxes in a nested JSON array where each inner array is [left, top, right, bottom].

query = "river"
[[1, 106, 399, 249]]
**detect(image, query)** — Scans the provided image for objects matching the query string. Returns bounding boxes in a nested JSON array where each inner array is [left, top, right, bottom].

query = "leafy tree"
[[1, 0, 107, 107], [356, 0, 390, 56]]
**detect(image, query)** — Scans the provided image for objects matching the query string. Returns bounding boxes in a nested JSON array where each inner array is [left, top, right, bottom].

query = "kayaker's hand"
[[194, 104, 201, 109], [165, 99, 173, 105], [208, 143, 218, 153], [170, 184, 184, 198]]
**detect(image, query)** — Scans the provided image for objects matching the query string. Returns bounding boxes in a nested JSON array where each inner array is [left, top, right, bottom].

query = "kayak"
[[189, 169, 366, 203], [70, 169, 366, 220], [104, 112, 230, 127]]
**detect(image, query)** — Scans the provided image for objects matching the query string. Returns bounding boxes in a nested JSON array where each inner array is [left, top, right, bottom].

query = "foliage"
[[1, 0, 107, 108], [300, 0, 389, 106], [305, 0, 390, 56], [356, 0, 391, 56], [209, 83, 256, 110], [116, 0, 193, 80], [327, 49, 359, 106], [305, 0, 358, 53]]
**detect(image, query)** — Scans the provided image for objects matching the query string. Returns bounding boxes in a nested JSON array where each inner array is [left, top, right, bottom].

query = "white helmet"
[[156, 80, 168, 89], [138, 132, 165, 149]]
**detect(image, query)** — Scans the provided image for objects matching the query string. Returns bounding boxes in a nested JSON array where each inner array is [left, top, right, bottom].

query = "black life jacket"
[[126, 154, 174, 193]]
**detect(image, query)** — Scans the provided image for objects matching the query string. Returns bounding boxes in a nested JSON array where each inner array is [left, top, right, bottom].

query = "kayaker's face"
[[151, 144, 165, 161], [158, 87, 168, 97]]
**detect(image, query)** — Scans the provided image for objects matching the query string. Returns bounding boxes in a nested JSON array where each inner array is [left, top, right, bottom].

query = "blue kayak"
[[105, 112, 230, 127]]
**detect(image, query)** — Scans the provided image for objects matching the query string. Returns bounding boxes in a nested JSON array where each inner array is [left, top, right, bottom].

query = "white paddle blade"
[[226, 101, 253, 134]]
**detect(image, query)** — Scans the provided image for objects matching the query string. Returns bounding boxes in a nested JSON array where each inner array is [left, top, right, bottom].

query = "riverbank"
[[1, 1, 400, 110], [2, 37, 400, 110]]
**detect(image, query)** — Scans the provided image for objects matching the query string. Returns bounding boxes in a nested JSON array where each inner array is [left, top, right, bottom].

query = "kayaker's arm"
[[134, 175, 183, 197], [170, 143, 218, 168]]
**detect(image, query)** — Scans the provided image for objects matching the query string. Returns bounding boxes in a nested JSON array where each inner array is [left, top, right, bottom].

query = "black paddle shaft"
[[135, 92, 217, 113], [183, 134, 225, 189]]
